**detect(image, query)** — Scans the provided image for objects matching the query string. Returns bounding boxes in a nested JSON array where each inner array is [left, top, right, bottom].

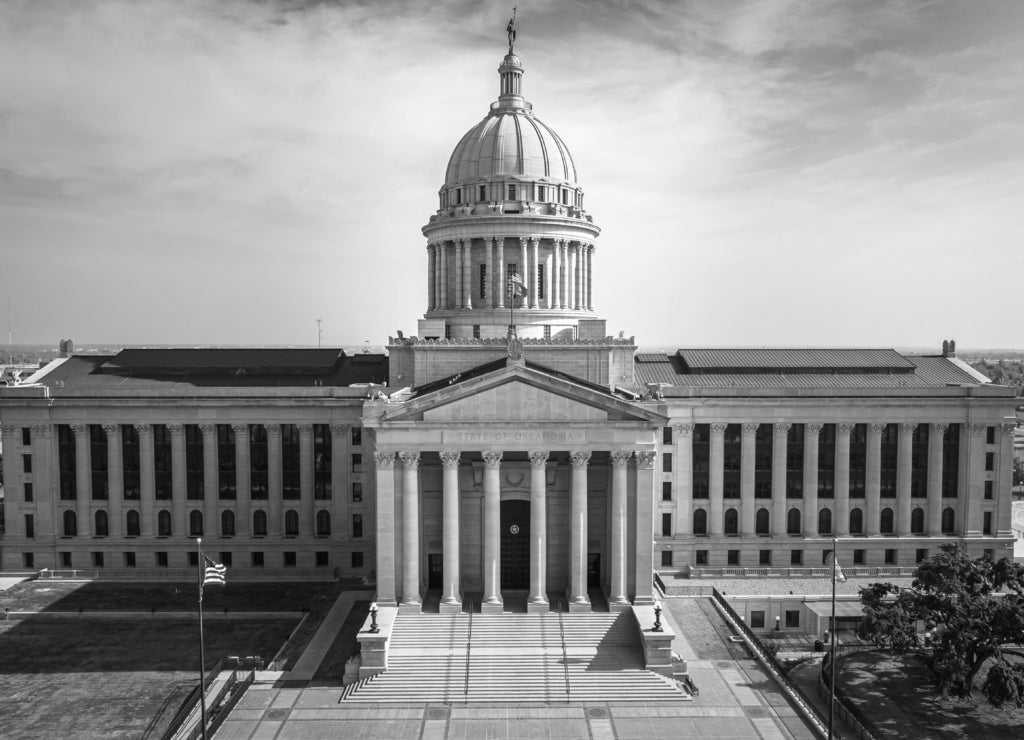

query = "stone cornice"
[[389, 335, 635, 347]]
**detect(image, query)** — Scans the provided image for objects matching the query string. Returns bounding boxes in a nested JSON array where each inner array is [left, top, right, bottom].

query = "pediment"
[[423, 379, 607, 422]]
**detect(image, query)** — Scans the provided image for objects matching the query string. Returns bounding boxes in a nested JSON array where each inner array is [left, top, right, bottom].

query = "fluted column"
[[530, 237, 540, 308], [330, 424, 348, 543], [454, 239, 463, 309], [374, 451, 397, 605], [485, 237, 495, 308], [528, 451, 549, 610], [569, 450, 591, 610], [440, 450, 462, 612], [546, 249, 554, 309], [587, 245, 594, 310], [200, 425, 217, 534], [482, 451, 503, 612], [135, 424, 155, 537], [427, 242, 435, 311], [896, 423, 916, 535], [232, 423, 250, 538], [634, 450, 657, 604], [709, 423, 726, 535], [400, 451, 421, 609], [772, 424, 790, 536], [554, 239, 564, 309], [439, 242, 448, 310], [674, 423, 694, 535], [29, 425, 54, 537], [72, 424, 92, 537], [927, 423, 947, 535], [169, 424, 186, 537], [462, 238, 472, 309], [495, 238, 505, 309], [804, 424, 822, 537], [265, 425, 282, 537], [998, 423, 1015, 536], [866, 423, 883, 536], [519, 237, 529, 309], [964, 424, 985, 536], [740, 423, 757, 535], [104, 425, 123, 538], [609, 451, 630, 608], [834, 423, 852, 536], [298, 424, 314, 536]]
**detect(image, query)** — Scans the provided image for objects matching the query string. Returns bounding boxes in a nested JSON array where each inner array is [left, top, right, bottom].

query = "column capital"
[[31, 424, 52, 438], [1, 424, 16, 438], [773, 422, 792, 436], [133, 423, 152, 437], [672, 423, 694, 437], [741, 422, 759, 435], [634, 450, 656, 469], [167, 424, 185, 437], [101, 423, 120, 437], [519, 236, 529, 247], [610, 450, 632, 468], [968, 423, 986, 435], [440, 450, 461, 469], [70, 423, 88, 437], [528, 450, 549, 469], [710, 422, 728, 435], [931, 422, 949, 436], [483, 451, 503, 469], [374, 450, 396, 470], [399, 450, 421, 469], [806, 422, 824, 435], [265, 424, 281, 438], [529, 236, 540, 247], [1001, 422, 1017, 435], [868, 422, 887, 434], [198, 423, 216, 436], [484, 236, 494, 247], [836, 422, 855, 435], [231, 423, 249, 436], [296, 423, 313, 435], [329, 423, 350, 435], [899, 422, 918, 435], [569, 450, 591, 468]]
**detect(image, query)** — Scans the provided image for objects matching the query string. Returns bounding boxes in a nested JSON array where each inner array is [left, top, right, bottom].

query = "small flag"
[[507, 272, 525, 297], [203, 554, 227, 587], [827, 550, 846, 583]]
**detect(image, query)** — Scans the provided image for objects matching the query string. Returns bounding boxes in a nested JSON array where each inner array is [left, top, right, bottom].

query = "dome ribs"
[[523, 114, 551, 178]]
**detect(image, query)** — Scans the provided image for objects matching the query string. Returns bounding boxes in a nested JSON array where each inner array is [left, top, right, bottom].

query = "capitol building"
[[0, 44, 1018, 624]]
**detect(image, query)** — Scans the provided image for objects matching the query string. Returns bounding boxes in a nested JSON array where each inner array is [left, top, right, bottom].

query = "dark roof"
[[676, 348, 914, 373], [100, 348, 345, 374]]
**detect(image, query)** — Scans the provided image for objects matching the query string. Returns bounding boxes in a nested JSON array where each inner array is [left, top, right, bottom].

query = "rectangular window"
[[217, 424, 236, 500], [473, 324, 481, 339], [507, 184, 516, 200], [537, 263, 544, 300], [478, 185, 487, 201], [786, 423, 804, 498], [122, 425, 141, 500], [692, 424, 710, 499], [723, 424, 741, 499], [759, 550, 771, 566], [284, 551, 297, 567], [124, 552, 136, 568], [313, 424, 331, 500], [817, 424, 835, 499], [661, 513, 672, 537], [543, 325, 551, 339], [561, 188, 569, 205], [662, 481, 672, 501], [22, 453, 32, 474], [61, 551, 72, 567], [58, 424, 77, 500], [351, 426, 362, 446], [987, 426, 995, 444], [23, 553, 34, 569], [25, 514, 34, 539], [188, 551, 199, 567], [790, 549, 803, 566], [537, 185, 545, 201], [727, 550, 739, 565], [983, 511, 993, 535], [985, 452, 994, 471], [880, 423, 898, 497], [663, 453, 673, 473], [695, 550, 708, 566], [750, 611, 765, 629], [352, 551, 364, 569], [315, 551, 329, 567], [250, 425, 269, 500], [942, 424, 960, 497], [853, 549, 865, 565], [23, 482, 33, 502], [92, 552, 104, 568], [89, 425, 108, 501], [911, 425, 929, 498], [479, 264, 487, 300], [185, 425, 204, 500], [755, 424, 773, 498], [157, 551, 168, 567], [22, 427, 31, 446], [153, 425, 172, 500], [916, 548, 928, 564], [351, 453, 363, 473], [984, 480, 993, 499], [785, 610, 800, 629], [353, 514, 364, 538], [848, 424, 866, 499], [884, 549, 896, 565], [352, 482, 363, 502], [220, 552, 233, 567], [661, 550, 673, 567], [663, 426, 673, 445], [282, 424, 300, 500], [252, 551, 264, 567]]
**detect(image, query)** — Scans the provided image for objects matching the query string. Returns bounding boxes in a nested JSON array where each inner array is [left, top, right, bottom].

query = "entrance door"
[[588, 553, 601, 589], [428, 554, 443, 589], [500, 500, 530, 589]]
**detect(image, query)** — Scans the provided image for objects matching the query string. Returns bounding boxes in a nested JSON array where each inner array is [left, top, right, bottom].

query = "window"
[[473, 325, 481, 339], [95, 510, 109, 537], [986, 426, 995, 444], [23, 553, 34, 569], [316, 551, 329, 567], [695, 549, 708, 566], [943, 424, 960, 497], [983, 511, 993, 535], [984, 548, 995, 560], [785, 610, 800, 628], [188, 551, 199, 567], [661, 513, 672, 536], [693, 509, 707, 535], [124, 552, 136, 568], [154, 425, 172, 500], [663, 426, 673, 445], [316, 510, 331, 536], [727, 550, 740, 566], [880, 507, 894, 535], [63, 510, 77, 537], [756, 508, 770, 535], [23, 482, 33, 502], [723, 423, 740, 499], [755, 424, 773, 498], [250, 424, 268, 501], [252, 551, 265, 567], [724, 508, 738, 535], [282, 424, 300, 499], [58, 425, 77, 500], [158, 510, 172, 536], [186, 425, 204, 500], [849, 508, 863, 535], [351, 454, 363, 473], [543, 325, 551, 339], [22, 453, 32, 474], [916, 548, 928, 564], [221, 510, 236, 537], [787, 508, 801, 535], [750, 611, 765, 629], [92, 552, 104, 568], [253, 509, 268, 536], [661, 550, 673, 567], [24, 515, 34, 539], [217, 425, 236, 500], [663, 453, 672, 473], [561, 188, 569, 205], [985, 453, 994, 471], [537, 185, 545, 201], [352, 482, 363, 502], [126, 510, 140, 537], [285, 510, 299, 536], [911, 507, 925, 534], [507, 184, 516, 200], [478, 184, 487, 201], [984, 480, 993, 500], [818, 508, 832, 535], [884, 549, 896, 565], [157, 551, 168, 567], [478, 264, 487, 301], [352, 551, 364, 568], [536, 263, 544, 300], [662, 482, 672, 501], [853, 549, 865, 565], [284, 551, 297, 567], [61, 551, 72, 567], [351, 426, 362, 446], [692, 424, 710, 499], [220, 552, 233, 567], [941, 507, 955, 534], [911, 424, 929, 498], [759, 550, 771, 566], [353, 513, 363, 538], [791, 549, 803, 566], [122, 425, 141, 500], [787, 423, 805, 498], [313, 424, 331, 500], [189, 510, 204, 536], [22, 426, 31, 445]]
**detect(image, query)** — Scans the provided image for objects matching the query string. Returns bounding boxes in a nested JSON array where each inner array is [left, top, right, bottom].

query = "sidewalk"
[[283, 589, 373, 682]]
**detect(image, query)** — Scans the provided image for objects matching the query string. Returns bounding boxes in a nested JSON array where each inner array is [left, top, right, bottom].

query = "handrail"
[[464, 609, 473, 704], [557, 603, 570, 702]]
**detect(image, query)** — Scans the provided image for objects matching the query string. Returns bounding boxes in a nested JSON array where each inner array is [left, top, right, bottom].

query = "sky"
[[1, 0, 1023, 350]]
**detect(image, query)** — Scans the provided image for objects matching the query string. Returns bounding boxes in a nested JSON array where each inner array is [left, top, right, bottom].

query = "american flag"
[[826, 550, 846, 583], [203, 554, 227, 587], [507, 272, 525, 297]]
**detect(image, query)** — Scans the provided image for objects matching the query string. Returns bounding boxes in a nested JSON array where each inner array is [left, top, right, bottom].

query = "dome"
[[444, 110, 578, 187]]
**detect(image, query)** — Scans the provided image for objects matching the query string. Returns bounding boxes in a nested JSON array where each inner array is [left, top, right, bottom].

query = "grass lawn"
[[841, 650, 1024, 739], [0, 617, 296, 740]]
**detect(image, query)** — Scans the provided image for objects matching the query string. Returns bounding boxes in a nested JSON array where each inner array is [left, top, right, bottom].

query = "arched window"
[[285, 509, 299, 536], [787, 508, 801, 535], [724, 508, 738, 535], [126, 509, 140, 537], [818, 508, 832, 535], [189, 510, 203, 536], [316, 510, 331, 536], [221, 510, 236, 537], [880, 507, 894, 534], [756, 508, 770, 535], [942, 507, 955, 534], [849, 508, 863, 535], [693, 509, 707, 536], [95, 510, 109, 537], [253, 509, 268, 537], [911, 507, 925, 534], [157, 509, 172, 537], [63, 510, 77, 537]]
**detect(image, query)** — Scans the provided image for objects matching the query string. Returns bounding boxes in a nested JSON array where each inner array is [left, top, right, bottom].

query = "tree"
[[1013, 457, 1024, 489], [859, 544, 1024, 707]]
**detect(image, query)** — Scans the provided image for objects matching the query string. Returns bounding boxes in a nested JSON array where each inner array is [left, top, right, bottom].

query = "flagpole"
[[197, 537, 208, 740], [829, 535, 837, 739]]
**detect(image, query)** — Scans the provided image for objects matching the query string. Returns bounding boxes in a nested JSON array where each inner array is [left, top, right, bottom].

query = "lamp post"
[[653, 601, 663, 632], [369, 602, 379, 634]]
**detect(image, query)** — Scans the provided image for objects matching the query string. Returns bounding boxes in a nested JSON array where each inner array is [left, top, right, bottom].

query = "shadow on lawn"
[[841, 651, 1024, 740]]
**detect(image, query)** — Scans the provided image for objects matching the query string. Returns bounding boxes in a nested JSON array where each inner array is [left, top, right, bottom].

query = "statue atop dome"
[[506, 7, 517, 54]]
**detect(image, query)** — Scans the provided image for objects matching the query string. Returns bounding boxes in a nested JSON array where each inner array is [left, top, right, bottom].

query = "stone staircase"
[[341, 611, 689, 704]]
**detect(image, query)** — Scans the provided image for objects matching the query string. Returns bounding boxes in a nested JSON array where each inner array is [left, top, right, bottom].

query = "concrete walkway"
[[283, 589, 372, 682]]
